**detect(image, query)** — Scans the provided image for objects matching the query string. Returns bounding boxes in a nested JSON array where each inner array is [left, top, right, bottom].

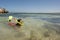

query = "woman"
[[16, 19, 24, 28], [8, 16, 17, 28]]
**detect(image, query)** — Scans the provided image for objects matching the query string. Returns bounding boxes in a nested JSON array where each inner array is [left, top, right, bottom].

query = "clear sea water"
[[0, 13, 60, 40], [0, 13, 60, 24]]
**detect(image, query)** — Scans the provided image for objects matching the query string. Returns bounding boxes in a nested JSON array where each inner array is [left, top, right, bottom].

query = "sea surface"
[[0, 13, 60, 40], [0, 13, 60, 24]]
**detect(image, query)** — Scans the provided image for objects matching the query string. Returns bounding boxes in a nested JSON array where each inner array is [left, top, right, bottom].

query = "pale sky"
[[0, 0, 60, 13]]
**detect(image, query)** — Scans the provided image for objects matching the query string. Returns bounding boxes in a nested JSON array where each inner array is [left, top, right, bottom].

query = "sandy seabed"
[[0, 17, 60, 40]]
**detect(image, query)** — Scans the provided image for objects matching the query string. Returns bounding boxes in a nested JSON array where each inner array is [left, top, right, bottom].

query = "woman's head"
[[9, 16, 13, 20], [17, 19, 22, 22]]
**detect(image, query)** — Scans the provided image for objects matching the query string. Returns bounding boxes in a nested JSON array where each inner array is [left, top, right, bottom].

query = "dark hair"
[[17, 19, 22, 22], [9, 20, 11, 22]]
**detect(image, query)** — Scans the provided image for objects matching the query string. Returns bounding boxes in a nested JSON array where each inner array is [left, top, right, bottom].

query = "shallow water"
[[0, 13, 60, 40]]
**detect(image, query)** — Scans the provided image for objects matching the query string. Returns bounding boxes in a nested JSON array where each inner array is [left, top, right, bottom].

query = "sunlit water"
[[0, 13, 60, 40]]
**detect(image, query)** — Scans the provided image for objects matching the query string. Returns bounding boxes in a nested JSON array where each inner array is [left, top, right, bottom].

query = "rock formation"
[[0, 8, 8, 13]]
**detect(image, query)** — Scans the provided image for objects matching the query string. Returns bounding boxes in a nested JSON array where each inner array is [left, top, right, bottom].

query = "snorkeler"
[[8, 16, 13, 22], [8, 16, 24, 30], [8, 16, 16, 27], [16, 19, 24, 28]]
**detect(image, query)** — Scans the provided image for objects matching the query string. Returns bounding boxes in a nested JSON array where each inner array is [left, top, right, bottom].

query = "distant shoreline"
[[0, 12, 60, 15], [7, 12, 60, 15]]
